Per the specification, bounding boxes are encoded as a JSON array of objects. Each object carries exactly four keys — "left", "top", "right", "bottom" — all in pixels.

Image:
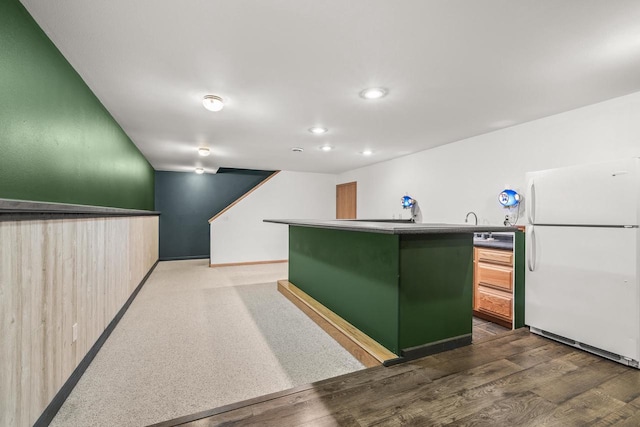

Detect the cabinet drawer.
[
  {"left": 477, "top": 287, "right": 512, "bottom": 320},
  {"left": 476, "top": 248, "right": 513, "bottom": 266},
  {"left": 477, "top": 262, "right": 513, "bottom": 291}
]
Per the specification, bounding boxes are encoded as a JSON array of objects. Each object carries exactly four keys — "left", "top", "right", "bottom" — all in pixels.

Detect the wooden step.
[{"left": 277, "top": 279, "right": 398, "bottom": 367}]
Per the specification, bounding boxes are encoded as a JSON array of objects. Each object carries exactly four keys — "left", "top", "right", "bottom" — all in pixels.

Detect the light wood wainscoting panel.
[{"left": 0, "top": 216, "right": 158, "bottom": 427}]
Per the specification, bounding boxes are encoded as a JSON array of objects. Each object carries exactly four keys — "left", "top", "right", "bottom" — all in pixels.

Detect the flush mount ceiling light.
[
  {"left": 198, "top": 147, "right": 211, "bottom": 156},
  {"left": 291, "top": 147, "right": 304, "bottom": 153},
  {"left": 362, "top": 149, "right": 373, "bottom": 156},
  {"left": 320, "top": 145, "right": 333, "bottom": 152},
  {"left": 360, "top": 87, "right": 387, "bottom": 100},
  {"left": 195, "top": 167, "right": 204, "bottom": 174},
  {"left": 308, "top": 126, "right": 328, "bottom": 135},
  {"left": 202, "top": 95, "right": 224, "bottom": 112}
]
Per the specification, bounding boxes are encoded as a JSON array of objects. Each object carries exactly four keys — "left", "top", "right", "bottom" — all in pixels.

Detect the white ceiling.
[{"left": 21, "top": 0, "right": 640, "bottom": 174}]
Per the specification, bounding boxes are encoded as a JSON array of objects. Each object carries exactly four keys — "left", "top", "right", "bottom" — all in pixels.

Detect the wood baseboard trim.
[
  {"left": 209, "top": 259, "right": 288, "bottom": 268},
  {"left": 277, "top": 280, "right": 397, "bottom": 368}
]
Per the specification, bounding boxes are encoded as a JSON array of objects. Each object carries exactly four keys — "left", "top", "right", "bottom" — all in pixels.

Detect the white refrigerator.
[{"left": 525, "top": 157, "right": 640, "bottom": 367}]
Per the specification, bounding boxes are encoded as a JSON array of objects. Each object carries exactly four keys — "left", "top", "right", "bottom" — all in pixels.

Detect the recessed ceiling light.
[
  {"left": 320, "top": 145, "right": 333, "bottom": 152},
  {"left": 291, "top": 147, "right": 304, "bottom": 152},
  {"left": 309, "top": 127, "right": 328, "bottom": 135},
  {"left": 362, "top": 149, "right": 373, "bottom": 156},
  {"left": 202, "top": 95, "right": 224, "bottom": 112},
  {"left": 195, "top": 167, "right": 204, "bottom": 174},
  {"left": 198, "top": 147, "right": 211, "bottom": 156},
  {"left": 360, "top": 87, "right": 387, "bottom": 100}
]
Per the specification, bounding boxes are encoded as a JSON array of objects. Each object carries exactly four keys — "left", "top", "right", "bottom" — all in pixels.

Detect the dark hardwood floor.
[
  {"left": 152, "top": 326, "right": 640, "bottom": 427},
  {"left": 472, "top": 316, "right": 510, "bottom": 342}
]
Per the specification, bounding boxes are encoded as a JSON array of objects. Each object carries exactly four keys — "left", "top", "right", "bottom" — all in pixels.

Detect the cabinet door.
[
  {"left": 477, "top": 262, "right": 513, "bottom": 291},
  {"left": 477, "top": 248, "right": 513, "bottom": 266},
  {"left": 477, "top": 286, "right": 512, "bottom": 321}
]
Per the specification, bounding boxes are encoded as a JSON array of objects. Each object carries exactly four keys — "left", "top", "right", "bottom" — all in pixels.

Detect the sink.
[{"left": 474, "top": 232, "right": 514, "bottom": 250}]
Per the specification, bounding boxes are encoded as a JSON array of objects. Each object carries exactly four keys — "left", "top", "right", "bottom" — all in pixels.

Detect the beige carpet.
[{"left": 50, "top": 260, "right": 364, "bottom": 427}]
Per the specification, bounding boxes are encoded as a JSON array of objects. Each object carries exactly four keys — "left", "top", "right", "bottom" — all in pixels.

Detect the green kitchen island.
[{"left": 265, "top": 219, "right": 522, "bottom": 366}]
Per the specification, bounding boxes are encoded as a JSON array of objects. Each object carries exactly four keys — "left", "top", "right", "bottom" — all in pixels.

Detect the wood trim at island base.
[
  {"left": 277, "top": 280, "right": 398, "bottom": 368},
  {"left": 209, "top": 259, "right": 288, "bottom": 268},
  {"left": 208, "top": 170, "right": 280, "bottom": 223}
]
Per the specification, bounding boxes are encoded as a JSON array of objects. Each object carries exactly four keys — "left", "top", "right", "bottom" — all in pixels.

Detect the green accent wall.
[
  {"left": 398, "top": 234, "right": 473, "bottom": 349},
  {"left": 289, "top": 226, "right": 400, "bottom": 353},
  {"left": 0, "top": 0, "right": 154, "bottom": 210},
  {"left": 288, "top": 226, "right": 475, "bottom": 355}
]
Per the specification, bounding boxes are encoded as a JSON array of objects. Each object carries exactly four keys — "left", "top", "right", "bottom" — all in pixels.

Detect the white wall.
[
  {"left": 338, "top": 91, "right": 640, "bottom": 226},
  {"left": 210, "top": 170, "right": 336, "bottom": 265}
]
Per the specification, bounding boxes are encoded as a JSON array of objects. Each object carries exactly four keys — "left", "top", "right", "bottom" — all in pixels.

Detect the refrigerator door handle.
[
  {"left": 527, "top": 178, "right": 535, "bottom": 224},
  {"left": 527, "top": 226, "right": 536, "bottom": 272}
]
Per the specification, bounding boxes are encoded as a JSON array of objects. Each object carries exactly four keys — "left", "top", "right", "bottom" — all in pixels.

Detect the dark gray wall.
[{"left": 155, "top": 169, "right": 274, "bottom": 260}]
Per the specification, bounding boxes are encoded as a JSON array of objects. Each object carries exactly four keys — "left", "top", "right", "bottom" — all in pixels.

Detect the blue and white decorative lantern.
[
  {"left": 401, "top": 195, "right": 416, "bottom": 209},
  {"left": 498, "top": 189, "right": 520, "bottom": 208}
]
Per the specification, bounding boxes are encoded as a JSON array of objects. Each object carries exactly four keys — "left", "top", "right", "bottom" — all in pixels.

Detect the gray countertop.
[
  {"left": 0, "top": 198, "right": 160, "bottom": 220},
  {"left": 264, "top": 219, "right": 519, "bottom": 235}
]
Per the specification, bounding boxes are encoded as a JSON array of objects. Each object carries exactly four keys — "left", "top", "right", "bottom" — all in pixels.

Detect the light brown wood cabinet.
[{"left": 473, "top": 247, "right": 514, "bottom": 328}]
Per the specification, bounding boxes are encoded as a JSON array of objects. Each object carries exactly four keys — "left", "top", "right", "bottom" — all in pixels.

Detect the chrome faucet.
[{"left": 465, "top": 211, "right": 478, "bottom": 225}]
